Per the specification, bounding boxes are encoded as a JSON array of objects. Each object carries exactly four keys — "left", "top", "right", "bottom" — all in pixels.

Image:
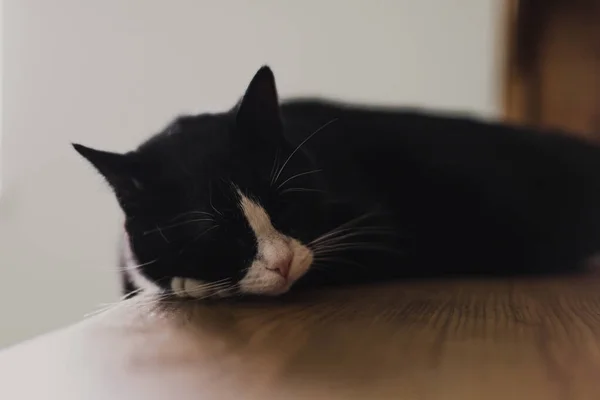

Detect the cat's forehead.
[
  {"left": 140, "top": 114, "right": 232, "bottom": 155},
  {"left": 129, "top": 115, "right": 273, "bottom": 209},
  {"left": 135, "top": 114, "right": 238, "bottom": 176},
  {"left": 136, "top": 113, "right": 282, "bottom": 187}
]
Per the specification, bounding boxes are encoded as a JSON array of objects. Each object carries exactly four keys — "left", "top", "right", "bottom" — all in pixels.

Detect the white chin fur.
[
  {"left": 237, "top": 192, "right": 314, "bottom": 296},
  {"left": 123, "top": 232, "right": 162, "bottom": 294}
]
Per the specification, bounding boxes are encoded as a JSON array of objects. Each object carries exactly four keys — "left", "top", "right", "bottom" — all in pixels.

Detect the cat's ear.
[
  {"left": 235, "top": 65, "right": 282, "bottom": 134},
  {"left": 72, "top": 143, "right": 142, "bottom": 202}
]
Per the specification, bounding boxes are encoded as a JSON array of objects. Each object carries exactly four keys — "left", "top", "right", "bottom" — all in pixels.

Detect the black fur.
[{"left": 75, "top": 66, "right": 600, "bottom": 296}]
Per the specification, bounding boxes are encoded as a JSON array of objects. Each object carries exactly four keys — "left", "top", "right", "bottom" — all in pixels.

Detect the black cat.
[{"left": 74, "top": 66, "right": 600, "bottom": 299}]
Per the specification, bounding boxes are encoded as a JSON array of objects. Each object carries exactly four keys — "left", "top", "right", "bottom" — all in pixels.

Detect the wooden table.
[{"left": 1, "top": 275, "right": 600, "bottom": 399}]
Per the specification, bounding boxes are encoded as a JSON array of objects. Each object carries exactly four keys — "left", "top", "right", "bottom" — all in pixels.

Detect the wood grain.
[{"left": 2, "top": 275, "right": 600, "bottom": 399}]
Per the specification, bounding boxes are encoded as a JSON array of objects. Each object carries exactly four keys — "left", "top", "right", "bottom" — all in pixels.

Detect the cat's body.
[
  {"left": 75, "top": 67, "right": 600, "bottom": 299},
  {"left": 279, "top": 100, "right": 600, "bottom": 278}
]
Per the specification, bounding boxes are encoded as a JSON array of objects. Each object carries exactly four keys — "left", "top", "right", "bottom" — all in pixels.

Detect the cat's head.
[{"left": 74, "top": 66, "right": 333, "bottom": 298}]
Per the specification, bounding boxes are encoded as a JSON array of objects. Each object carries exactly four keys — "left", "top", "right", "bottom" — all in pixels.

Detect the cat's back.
[
  {"left": 281, "top": 98, "right": 600, "bottom": 177},
  {"left": 281, "top": 99, "right": 600, "bottom": 273}
]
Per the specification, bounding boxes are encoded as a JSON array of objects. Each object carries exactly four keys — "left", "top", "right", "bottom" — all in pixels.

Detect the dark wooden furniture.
[{"left": 503, "top": 0, "right": 600, "bottom": 138}]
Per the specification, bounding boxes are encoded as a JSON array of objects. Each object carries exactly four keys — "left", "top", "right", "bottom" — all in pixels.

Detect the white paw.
[
  {"left": 170, "top": 277, "right": 186, "bottom": 296},
  {"left": 170, "top": 277, "right": 209, "bottom": 298},
  {"left": 184, "top": 278, "right": 208, "bottom": 298}
]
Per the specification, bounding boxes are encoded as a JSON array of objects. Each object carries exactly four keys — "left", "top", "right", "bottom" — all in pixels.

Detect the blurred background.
[{"left": 1, "top": 0, "right": 598, "bottom": 348}]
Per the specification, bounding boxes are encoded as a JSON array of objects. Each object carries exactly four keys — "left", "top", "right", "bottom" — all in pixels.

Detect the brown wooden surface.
[{"left": 2, "top": 275, "right": 600, "bottom": 399}]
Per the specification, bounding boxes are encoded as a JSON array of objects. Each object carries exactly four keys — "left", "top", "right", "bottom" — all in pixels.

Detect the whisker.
[
  {"left": 280, "top": 188, "right": 325, "bottom": 195},
  {"left": 313, "top": 243, "right": 405, "bottom": 257},
  {"left": 269, "top": 148, "right": 281, "bottom": 186},
  {"left": 116, "top": 259, "right": 157, "bottom": 272},
  {"left": 192, "top": 224, "right": 220, "bottom": 242},
  {"left": 311, "top": 234, "right": 397, "bottom": 251},
  {"left": 143, "top": 219, "right": 216, "bottom": 236},
  {"left": 209, "top": 183, "right": 224, "bottom": 216},
  {"left": 155, "top": 225, "right": 170, "bottom": 244},
  {"left": 307, "top": 212, "right": 386, "bottom": 246},
  {"left": 121, "top": 287, "right": 145, "bottom": 299},
  {"left": 309, "top": 227, "right": 396, "bottom": 247},
  {"left": 187, "top": 279, "right": 231, "bottom": 292},
  {"left": 168, "top": 278, "right": 234, "bottom": 299},
  {"left": 273, "top": 118, "right": 338, "bottom": 185},
  {"left": 276, "top": 169, "right": 322, "bottom": 191},
  {"left": 84, "top": 305, "right": 119, "bottom": 319},
  {"left": 85, "top": 281, "right": 183, "bottom": 319},
  {"left": 182, "top": 282, "right": 235, "bottom": 300},
  {"left": 313, "top": 241, "right": 388, "bottom": 252},
  {"left": 83, "top": 294, "right": 165, "bottom": 319},
  {"left": 312, "top": 257, "right": 366, "bottom": 270},
  {"left": 170, "top": 211, "right": 215, "bottom": 221}
]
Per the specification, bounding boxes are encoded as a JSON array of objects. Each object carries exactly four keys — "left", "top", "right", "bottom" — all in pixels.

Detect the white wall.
[{"left": 0, "top": 0, "right": 502, "bottom": 347}]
